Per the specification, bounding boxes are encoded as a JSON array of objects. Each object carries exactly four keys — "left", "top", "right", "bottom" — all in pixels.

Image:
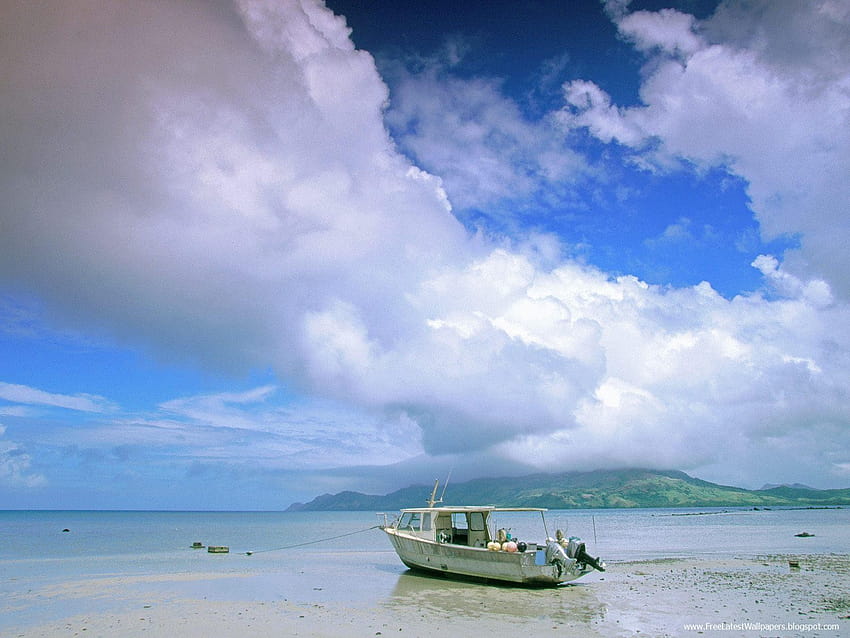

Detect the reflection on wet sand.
[{"left": 385, "top": 568, "right": 608, "bottom": 628}]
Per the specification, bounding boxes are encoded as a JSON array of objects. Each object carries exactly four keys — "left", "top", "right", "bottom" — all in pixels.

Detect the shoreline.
[{"left": 4, "top": 553, "right": 848, "bottom": 637}]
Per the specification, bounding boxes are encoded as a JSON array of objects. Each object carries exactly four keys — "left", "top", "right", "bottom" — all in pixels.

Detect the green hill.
[{"left": 286, "top": 469, "right": 850, "bottom": 511}]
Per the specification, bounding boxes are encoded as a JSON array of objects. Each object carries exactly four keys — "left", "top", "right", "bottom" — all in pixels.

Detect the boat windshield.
[{"left": 398, "top": 511, "right": 432, "bottom": 531}]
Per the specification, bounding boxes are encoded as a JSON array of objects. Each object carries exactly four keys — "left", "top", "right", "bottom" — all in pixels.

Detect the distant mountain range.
[{"left": 286, "top": 469, "right": 850, "bottom": 511}]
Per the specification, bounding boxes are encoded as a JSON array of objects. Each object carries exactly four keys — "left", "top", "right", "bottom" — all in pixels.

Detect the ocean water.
[{"left": 1, "top": 507, "right": 847, "bottom": 630}]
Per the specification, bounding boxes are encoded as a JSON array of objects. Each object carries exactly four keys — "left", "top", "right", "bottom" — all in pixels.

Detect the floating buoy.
[
  {"left": 207, "top": 546, "right": 229, "bottom": 553},
  {"left": 62, "top": 529, "right": 70, "bottom": 533}
]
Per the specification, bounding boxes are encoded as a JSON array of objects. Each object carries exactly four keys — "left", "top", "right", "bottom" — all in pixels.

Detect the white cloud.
[
  {"left": 0, "top": 425, "right": 46, "bottom": 488},
  {"left": 384, "top": 59, "right": 588, "bottom": 219},
  {"left": 559, "top": 0, "right": 850, "bottom": 299},
  {"left": 477, "top": 256, "right": 850, "bottom": 485},
  {"left": 0, "top": 0, "right": 469, "bottom": 368},
  {"left": 44, "top": 387, "right": 424, "bottom": 473},
  {"left": 617, "top": 9, "right": 702, "bottom": 57},
  {"left": 751, "top": 254, "right": 833, "bottom": 307},
  {"left": 561, "top": 80, "right": 646, "bottom": 146},
  {"left": 1, "top": 0, "right": 849, "bottom": 492},
  {"left": 158, "top": 385, "right": 278, "bottom": 429},
  {"left": 0, "top": 382, "right": 114, "bottom": 413},
  {"left": 644, "top": 217, "right": 696, "bottom": 247}
]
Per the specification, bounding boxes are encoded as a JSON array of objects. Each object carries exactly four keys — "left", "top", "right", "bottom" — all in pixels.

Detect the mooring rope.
[{"left": 242, "top": 524, "right": 382, "bottom": 555}]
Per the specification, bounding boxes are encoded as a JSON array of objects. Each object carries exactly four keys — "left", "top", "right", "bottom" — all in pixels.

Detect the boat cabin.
[
  {"left": 398, "top": 508, "right": 487, "bottom": 547},
  {"left": 393, "top": 506, "right": 547, "bottom": 550}
]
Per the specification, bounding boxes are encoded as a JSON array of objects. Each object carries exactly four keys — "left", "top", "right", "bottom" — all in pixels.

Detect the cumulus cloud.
[
  {"left": 751, "top": 255, "right": 833, "bottom": 308},
  {"left": 1, "top": 0, "right": 849, "bottom": 492},
  {"left": 410, "top": 250, "right": 850, "bottom": 486},
  {"left": 0, "top": 0, "right": 468, "bottom": 371},
  {"left": 617, "top": 8, "right": 702, "bottom": 57},
  {"left": 384, "top": 54, "right": 588, "bottom": 225},
  {"left": 559, "top": 0, "right": 850, "bottom": 299}
]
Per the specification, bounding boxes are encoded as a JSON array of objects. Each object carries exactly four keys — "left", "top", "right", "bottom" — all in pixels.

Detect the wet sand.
[{"left": 4, "top": 553, "right": 849, "bottom": 637}]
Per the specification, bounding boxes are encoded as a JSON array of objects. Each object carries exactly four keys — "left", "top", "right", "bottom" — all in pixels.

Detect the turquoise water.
[
  {"left": 0, "top": 510, "right": 383, "bottom": 559},
  {"left": 1, "top": 507, "right": 847, "bottom": 565},
  {"left": 540, "top": 507, "right": 850, "bottom": 559},
  {"left": 1, "top": 507, "right": 847, "bottom": 631},
  {"left": 0, "top": 510, "right": 385, "bottom": 593}
]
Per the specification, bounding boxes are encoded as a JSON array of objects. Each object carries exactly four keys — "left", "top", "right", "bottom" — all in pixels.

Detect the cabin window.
[
  {"left": 468, "top": 511, "right": 485, "bottom": 532},
  {"left": 398, "top": 512, "right": 422, "bottom": 531},
  {"left": 450, "top": 512, "right": 470, "bottom": 545},
  {"left": 451, "top": 512, "right": 468, "bottom": 530},
  {"left": 421, "top": 513, "right": 432, "bottom": 531}
]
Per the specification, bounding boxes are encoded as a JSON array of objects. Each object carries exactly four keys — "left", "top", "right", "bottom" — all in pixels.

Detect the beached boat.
[{"left": 380, "top": 481, "right": 605, "bottom": 586}]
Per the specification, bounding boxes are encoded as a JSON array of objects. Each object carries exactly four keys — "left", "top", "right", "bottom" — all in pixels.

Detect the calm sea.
[{"left": 0, "top": 507, "right": 847, "bottom": 630}]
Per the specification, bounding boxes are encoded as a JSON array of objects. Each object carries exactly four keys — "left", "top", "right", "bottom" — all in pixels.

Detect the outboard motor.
[
  {"left": 545, "top": 539, "right": 569, "bottom": 577},
  {"left": 566, "top": 537, "right": 606, "bottom": 572}
]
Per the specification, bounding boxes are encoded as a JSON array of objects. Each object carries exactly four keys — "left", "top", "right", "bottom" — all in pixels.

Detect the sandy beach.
[{"left": 4, "top": 553, "right": 848, "bottom": 637}]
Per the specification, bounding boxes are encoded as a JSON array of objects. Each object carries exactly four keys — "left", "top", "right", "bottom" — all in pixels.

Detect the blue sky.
[{"left": 1, "top": 0, "right": 849, "bottom": 509}]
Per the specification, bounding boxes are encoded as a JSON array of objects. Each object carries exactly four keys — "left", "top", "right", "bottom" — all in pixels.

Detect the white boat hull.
[{"left": 383, "top": 527, "right": 590, "bottom": 586}]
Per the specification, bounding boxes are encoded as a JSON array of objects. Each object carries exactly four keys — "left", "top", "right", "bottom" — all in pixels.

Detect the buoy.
[
  {"left": 62, "top": 529, "right": 70, "bottom": 533},
  {"left": 487, "top": 541, "right": 500, "bottom": 551},
  {"left": 503, "top": 541, "right": 518, "bottom": 553},
  {"left": 207, "top": 546, "right": 229, "bottom": 553},
  {"left": 517, "top": 541, "right": 527, "bottom": 552}
]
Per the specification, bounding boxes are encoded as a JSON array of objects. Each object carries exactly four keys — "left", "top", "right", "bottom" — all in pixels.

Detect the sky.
[{"left": 1, "top": 0, "right": 849, "bottom": 510}]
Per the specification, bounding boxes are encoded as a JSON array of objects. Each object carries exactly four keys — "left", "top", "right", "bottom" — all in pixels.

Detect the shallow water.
[
  {"left": 1, "top": 507, "right": 847, "bottom": 631},
  {"left": 1, "top": 507, "right": 847, "bottom": 580}
]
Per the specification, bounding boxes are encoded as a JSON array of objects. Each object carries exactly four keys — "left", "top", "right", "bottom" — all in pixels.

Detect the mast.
[{"left": 426, "top": 479, "right": 440, "bottom": 507}]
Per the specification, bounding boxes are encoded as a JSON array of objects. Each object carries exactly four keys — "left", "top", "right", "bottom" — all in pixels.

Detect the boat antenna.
[
  {"left": 439, "top": 467, "right": 453, "bottom": 502},
  {"left": 427, "top": 468, "right": 454, "bottom": 507}
]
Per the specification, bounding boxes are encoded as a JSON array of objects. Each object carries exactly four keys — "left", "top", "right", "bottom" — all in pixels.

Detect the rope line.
[{"left": 243, "top": 524, "right": 382, "bottom": 555}]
